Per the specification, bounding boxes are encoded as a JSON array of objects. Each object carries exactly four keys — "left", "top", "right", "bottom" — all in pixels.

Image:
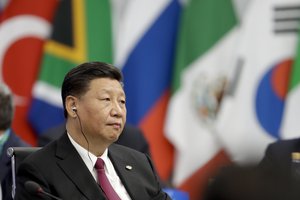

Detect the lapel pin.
[
  {"left": 292, "top": 152, "right": 300, "bottom": 162},
  {"left": 125, "top": 165, "right": 133, "bottom": 170}
]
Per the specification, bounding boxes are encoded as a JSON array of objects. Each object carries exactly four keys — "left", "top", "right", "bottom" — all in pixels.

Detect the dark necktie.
[{"left": 95, "top": 158, "right": 121, "bottom": 200}]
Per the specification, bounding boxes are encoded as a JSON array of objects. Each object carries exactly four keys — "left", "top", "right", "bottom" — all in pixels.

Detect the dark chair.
[{"left": 6, "top": 147, "right": 41, "bottom": 199}]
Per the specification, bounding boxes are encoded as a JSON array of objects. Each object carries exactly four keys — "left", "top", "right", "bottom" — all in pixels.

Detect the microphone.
[{"left": 25, "top": 181, "right": 62, "bottom": 200}]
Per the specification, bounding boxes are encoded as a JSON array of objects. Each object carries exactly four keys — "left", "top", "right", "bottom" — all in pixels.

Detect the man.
[
  {"left": 15, "top": 61, "right": 170, "bottom": 200},
  {"left": 259, "top": 138, "right": 300, "bottom": 180},
  {"left": 259, "top": 139, "right": 300, "bottom": 176},
  {"left": 0, "top": 83, "right": 29, "bottom": 200},
  {"left": 203, "top": 164, "right": 300, "bottom": 200},
  {"left": 258, "top": 139, "right": 300, "bottom": 198}
]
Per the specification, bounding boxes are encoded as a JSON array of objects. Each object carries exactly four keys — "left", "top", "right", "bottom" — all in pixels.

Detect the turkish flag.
[{"left": 0, "top": 0, "right": 58, "bottom": 145}]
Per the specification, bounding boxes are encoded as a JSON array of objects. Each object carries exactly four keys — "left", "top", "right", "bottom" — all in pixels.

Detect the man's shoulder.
[
  {"left": 267, "top": 138, "right": 300, "bottom": 154},
  {"left": 270, "top": 138, "right": 300, "bottom": 147},
  {"left": 6, "top": 130, "right": 30, "bottom": 147},
  {"left": 23, "top": 141, "right": 57, "bottom": 164},
  {"left": 109, "top": 143, "right": 147, "bottom": 158},
  {"left": 110, "top": 143, "right": 143, "bottom": 153}
]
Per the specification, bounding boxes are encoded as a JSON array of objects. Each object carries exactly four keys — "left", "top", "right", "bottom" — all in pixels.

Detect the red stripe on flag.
[
  {"left": 4, "top": 38, "right": 44, "bottom": 145},
  {"left": 179, "top": 150, "right": 231, "bottom": 200},
  {"left": 140, "top": 90, "right": 174, "bottom": 181}
]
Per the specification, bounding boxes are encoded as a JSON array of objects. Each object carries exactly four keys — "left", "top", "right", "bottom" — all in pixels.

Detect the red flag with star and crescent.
[{"left": 0, "top": 0, "right": 58, "bottom": 145}]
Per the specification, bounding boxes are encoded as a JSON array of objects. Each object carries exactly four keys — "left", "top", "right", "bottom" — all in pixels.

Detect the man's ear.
[{"left": 66, "top": 95, "right": 77, "bottom": 117}]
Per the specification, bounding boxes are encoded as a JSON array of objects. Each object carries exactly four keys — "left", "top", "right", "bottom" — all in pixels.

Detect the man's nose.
[{"left": 111, "top": 102, "right": 124, "bottom": 117}]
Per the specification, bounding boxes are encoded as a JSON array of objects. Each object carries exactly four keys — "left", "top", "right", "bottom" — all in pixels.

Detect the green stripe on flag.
[
  {"left": 86, "top": 0, "right": 113, "bottom": 62},
  {"left": 172, "top": 0, "right": 237, "bottom": 92},
  {"left": 39, "top": 54, "right": 77, "bottom": 88},
  {"left": 38, "top": 0, "right": 113, "bottom": 90},
  {"left": 289, "top": 39, "right": 300, "bottom": 90}
]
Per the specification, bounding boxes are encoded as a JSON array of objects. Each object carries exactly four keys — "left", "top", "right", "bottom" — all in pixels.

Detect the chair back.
[{"left": 7, "top": 147, "right": 41, "bottom": 199}]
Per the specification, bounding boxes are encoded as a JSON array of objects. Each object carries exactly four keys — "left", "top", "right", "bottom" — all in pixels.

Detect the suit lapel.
[
  {"left": 55, "top": 133, "right": 106, "bottom": 200},
  {"left": 108, "top": 144, "right": 144, "bottom": 200}
]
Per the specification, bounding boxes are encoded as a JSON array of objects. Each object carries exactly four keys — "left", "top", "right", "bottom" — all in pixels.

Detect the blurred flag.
[
  {"left": 0, "top": 0, "right": 9, "bottom": 14},
  {"left": 116, "top": 0, "right": 181, "bottom": 180},
  {"left": 216, "top": 0, "right": 300, "bottom": 164},
  {"left": 282, "top": 3, "right": 300, "bottom": 139},
  {"left": 0, "top": 0, "right": 58, "bottom": 144},
  {"left": 28, "top": 0, "right": 113, "bottom": 135},
  {"left": 165, "top": 0, "right": 238, "bottom": 199}
]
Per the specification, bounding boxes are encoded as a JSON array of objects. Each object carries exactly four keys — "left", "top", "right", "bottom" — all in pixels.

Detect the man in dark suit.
[
  {"left": 15, "top": 61, "right": 170, "bottom": 200},
  {"left": 258, "top": 139, "right": 300, "bottom": 199},
  {"left": 0, "top": 83, "right": 29, "bottom": 200},
  {"left": 259, "top": 139, "right": 300, "bottom": 175},
  {"left": 38, "top": 123, "right": 151, "bottom": 156},
  {"left": 203, "top": 164, "right": 300, "bottom": 200}
]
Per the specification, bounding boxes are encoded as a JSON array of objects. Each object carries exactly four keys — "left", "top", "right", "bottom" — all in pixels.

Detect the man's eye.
[
  {"left": 120, "top": 100, "right": 126, "bottom": 104},
  {"left": 102, "top": 98, "right": 110, "bottom": 101}
]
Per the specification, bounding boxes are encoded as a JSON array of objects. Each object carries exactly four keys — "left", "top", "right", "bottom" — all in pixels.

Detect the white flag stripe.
[
  {"left": 112, "top": 0, "right": 171, "bottom": 67},
  {"left": 0, "top": 16, "right": 50, "bottom": 82},
  {"left": 281, "top": 86, "right": 300, "bottom": 139},
  {"left": 33, "top": 81, "right": 62, "bottom": 107}
]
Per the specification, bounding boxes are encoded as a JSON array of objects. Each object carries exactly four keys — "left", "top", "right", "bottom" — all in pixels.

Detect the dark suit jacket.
[
  {"left": 259, "top": 138, "right": 300, "bottom": 174},
  {"left": 203, "top": 164, "right": 300, "bottom": 200},
  {"left": 38, "top": 124, "right": 150, "bottom": 156},
  {"left": 1, "top": 130, "right": 29, "bottom": 200},
  {"left": 15, "top": 133, "right": 170, "bottom": 200},
  {"left": 256, "top": 138, "right": 300, "bottom": 199}
]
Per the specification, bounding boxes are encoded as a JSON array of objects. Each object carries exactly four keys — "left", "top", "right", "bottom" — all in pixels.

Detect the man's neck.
[{"left": 66, "top": 123, "right": 109, "bottom": 156}]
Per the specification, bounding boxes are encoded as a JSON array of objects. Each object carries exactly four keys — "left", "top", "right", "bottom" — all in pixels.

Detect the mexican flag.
[{"left": 165, "top": 0, "right": 239, "bottom": 199}]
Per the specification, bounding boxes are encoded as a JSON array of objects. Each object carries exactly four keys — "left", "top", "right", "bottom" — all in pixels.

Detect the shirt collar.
[
  {"left": 0, "top": 129, "right": 11, "bottom": 155},
  {"left": 0, "top": 129, "right": 10, "bottom": 145},
  {"left": 67, "top": 132, "right": 110, "bottom": 172}
]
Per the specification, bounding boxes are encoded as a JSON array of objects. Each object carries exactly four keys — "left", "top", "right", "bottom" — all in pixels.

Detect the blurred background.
[{"left": 1, "top": 0, "right": 300, "bottom": 199}]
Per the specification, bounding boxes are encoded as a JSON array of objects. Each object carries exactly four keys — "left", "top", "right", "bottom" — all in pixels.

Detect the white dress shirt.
[{"left": 67, "top": 133, "right": 131, "bottom": 200}]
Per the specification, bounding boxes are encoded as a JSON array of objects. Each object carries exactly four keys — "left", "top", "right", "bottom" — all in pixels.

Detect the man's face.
[{"left": 77, "top": 78, "right": 126, "bottom": 143}]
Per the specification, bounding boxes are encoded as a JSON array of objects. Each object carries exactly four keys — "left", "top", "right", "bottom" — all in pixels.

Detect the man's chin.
[{"left": 109, "top": 133, "right": 121, "bottom": 142}]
